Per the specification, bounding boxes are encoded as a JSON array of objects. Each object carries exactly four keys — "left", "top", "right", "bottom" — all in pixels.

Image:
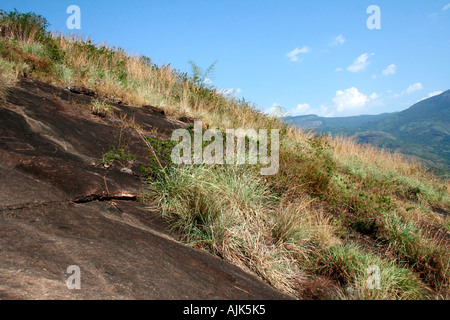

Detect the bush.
[
  {"left": 102, "top": 146, "right": 136, "bottom": 167},
  {"left": 0, "top": 10, "right": 64, "bottom": 63},
  {"left": 0, "top": 9, "right": 49, "bottom": 42},
  {"left": 89, "top": 100, "right": 113, "bottom": 118}
]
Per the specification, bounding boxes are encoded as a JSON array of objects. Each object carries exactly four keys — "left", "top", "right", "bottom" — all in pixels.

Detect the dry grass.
[
  {"left": 148, "top": 165, "right": 302, "bottom": 295},
  {"left": 0, "top": 60, "right": 16, "bottom": 100},
  {"left": 148, "top": 164, "right": 430, "bottom": 299},
  {"left": 51, "top": 34, "right": 284, "bottom": 132}
]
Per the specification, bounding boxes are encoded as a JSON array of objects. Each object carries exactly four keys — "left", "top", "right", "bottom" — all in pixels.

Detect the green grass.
[
  {"left": 381, "top": 212, "right": 449, "bottom": 292},
  {"left": 147, "top": 165, "right": 301, "bottom": 294},
  {"left": 89, "top": 99, "right": 113, "bottom": 118},
  {"left": 102, "top": 145, "right": 136, "bottom": 167},
  {"left": 314, "top": 243, "right": 426, "bottom": 300},
  {"left": 147, "top": 164, "right": 431, "bottom": 299},
  {"left": 0, "top": 59, "right": 16, "bottom": 100}
]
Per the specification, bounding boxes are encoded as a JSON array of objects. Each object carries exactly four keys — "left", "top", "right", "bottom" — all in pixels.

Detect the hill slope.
[
  {"left": 0, "top": 78, "right": 289, "bottom": 300},
  {"left": 0, "top": 10, "right": 449, "bottom": 300},
  {"left": 355, "top": 91, "right": 450, "bottom": 176},
  {"left": 285, "top": 91, "right": 450, "bottom": 176}
]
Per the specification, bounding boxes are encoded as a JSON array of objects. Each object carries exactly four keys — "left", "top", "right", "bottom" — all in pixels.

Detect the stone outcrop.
[{"left": 0, "top": 78, "right": 289, "bottom": 300}]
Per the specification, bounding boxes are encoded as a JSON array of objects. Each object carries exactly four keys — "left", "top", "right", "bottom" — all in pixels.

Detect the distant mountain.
[
  {"left": 285, "top": 90, "right": 450, "bottom": 176},
  {"left": 284, "top": 112, "right": 396, "bottom": 131}
]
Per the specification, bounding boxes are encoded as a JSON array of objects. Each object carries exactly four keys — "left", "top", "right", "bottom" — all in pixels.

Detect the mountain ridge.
[{"left": 285, "top": 90, "right": 450, "bottom": 176}]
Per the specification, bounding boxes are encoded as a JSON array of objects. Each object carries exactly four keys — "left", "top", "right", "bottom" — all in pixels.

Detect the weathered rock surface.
[{"left": 0, "top": 79, "right": 289, "bottom": 300}]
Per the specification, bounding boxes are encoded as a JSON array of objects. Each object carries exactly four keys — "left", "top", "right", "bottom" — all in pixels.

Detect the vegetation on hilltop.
[{"left": 1, "top": 10, "right": 449, "bottom": 299}]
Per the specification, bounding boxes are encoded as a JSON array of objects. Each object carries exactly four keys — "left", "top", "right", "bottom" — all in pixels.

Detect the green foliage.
[
  {"left": 139, "top": 136, "right": 176, "bottom": 178},
  {"left": 41, "top": 36, "right": 65, "bottom": 62},
  {"left": 271, "top": 135, "right": 336, "bottom": 199},
  {"left": 188, "top": 60, "right": 217, "bottom": 88},
  {"left": 0, "top": 9, "right": 64, "bottom": 79},
  {"left": 314, "top": 243, "right": 425, "bottom": 300},
  {"left": 0, "top": 9, "right": 49, "bottom": 42},
  {"left": 102, "top": 146, "right": 136, "bottom": 167},
  {"left": 89, "top": 100, "right": 113, "bottom": 118}
]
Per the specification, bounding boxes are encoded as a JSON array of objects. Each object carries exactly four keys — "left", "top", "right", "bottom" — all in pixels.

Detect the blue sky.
[{"left": 1, "top": 0, "right": 449, "bottom": 117}]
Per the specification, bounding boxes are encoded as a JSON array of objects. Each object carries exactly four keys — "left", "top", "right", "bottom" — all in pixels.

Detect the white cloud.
[
  {"left": 347, "top": 53, "right": 374, "bottom": 72},
  {"left": 204, "top": 78, "right": 213, "bottom": 85},
  {"left": 417, "top": 91, "right": 443, "bottom": 102},
  {"left": 428, "top": 91, "right": 443, "bottom": 97},
  {"left": 292, "top": 103, "right": 312, "bottom": 116},
  {"left": 443, "top": 3, "right": 450, "bottom": 10},
  {"left": 393, "top": 82, "right": 424, "bottom": 98},
  {"left": 382, "top": 64, "right": 397, "bottom": 76},
  {"left": 333, "top": 87, "right": 369, "bottom": 112},
  {"left": 292, "top": 104, "right": 334, "bottom": 117},
  {"left": 369, "top": 93, "right": 385, "bottom": 108},
  {"left": 318, "top": 105, "right": 334, "bottom": 117},
  {"left": 266, "top": 103, "right": 289, "bottom": 118},
  {"left": 369, "top": 92, "right": 379, "bottom": 100},
  {"left": 335, "top": 67, "right": 343, "bottom": 72},
  {"left": 265, "top": 104, "right": 279, "bottom": 116},
  {"left": 406, "top": 82, "right": 423, "bottom": 94},
  {"left": 218, "top": 88, "right": 241, "bottom": 97},
  {"left": 330, "top": 34, "right": 346, "bottom": 46},
  {"left": 286, "top": 46, "right": 311, "bottom": 62}
]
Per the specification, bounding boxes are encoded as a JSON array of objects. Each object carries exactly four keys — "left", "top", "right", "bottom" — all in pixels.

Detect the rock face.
[
  {"left": 64, "top": 85, "right": 98, "bottom": 97},
  {"left": 0, "top": 79, "right": 289, "bottom": 300}
]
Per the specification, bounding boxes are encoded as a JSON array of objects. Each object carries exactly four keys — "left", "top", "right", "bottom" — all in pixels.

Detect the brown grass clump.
[{"left": 0, "top": 60, "right": 16, "bottom": 100}]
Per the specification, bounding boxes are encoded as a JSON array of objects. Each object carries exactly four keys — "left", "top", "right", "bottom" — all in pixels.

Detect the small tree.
[{"left": 188, "top": 60, "right": 217, "bottom": 88}]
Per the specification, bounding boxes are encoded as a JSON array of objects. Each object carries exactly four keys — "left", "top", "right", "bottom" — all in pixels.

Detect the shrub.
[
  {"left": 89, "top": 100, "right": 113, "bottom": 118},
  {"left": 0, "top": 9, "right": 49, "bottom": 43},
  {"left": 102, "top": 146, "right": 136, "bottom": 167}
]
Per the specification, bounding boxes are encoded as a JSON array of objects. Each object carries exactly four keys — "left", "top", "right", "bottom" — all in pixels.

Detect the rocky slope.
[{"left": 0, "top": 78, "right": 289, "bottom": 300}]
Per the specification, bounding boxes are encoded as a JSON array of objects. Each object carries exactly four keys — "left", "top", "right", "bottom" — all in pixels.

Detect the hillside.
[
  {"left": 285, "top": 91, "right": 450, "bottom": 177},
  {"left": 360, "top": 90, "right": 450, "bottom": 174},
  {"left": 0, "top": 10, "right": 449, "bottom": 300},
  {"left": 0, "top": 78, "right": 287, "bottom": 299}
]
